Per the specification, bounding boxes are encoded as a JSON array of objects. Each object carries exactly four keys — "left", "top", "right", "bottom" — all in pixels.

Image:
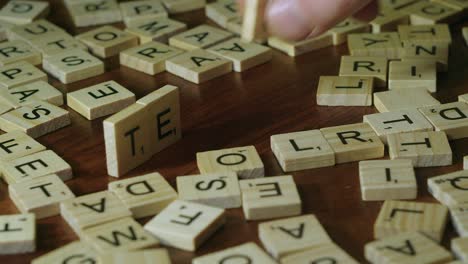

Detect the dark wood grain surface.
[{"left": 0, "top": 1, "right": 467, "bottom": 263}]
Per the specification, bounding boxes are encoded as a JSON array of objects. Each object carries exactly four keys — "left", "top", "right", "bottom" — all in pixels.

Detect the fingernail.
[{"left": 265, "top": 0, "right": 311, "bottom": 41}]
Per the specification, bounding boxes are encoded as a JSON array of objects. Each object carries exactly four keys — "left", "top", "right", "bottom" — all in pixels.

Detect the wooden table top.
[{"left": 0, "top": 1, "right": 467, "bottom": 263}]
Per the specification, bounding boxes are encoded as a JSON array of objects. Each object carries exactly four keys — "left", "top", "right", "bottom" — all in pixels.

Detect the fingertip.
[{"left": 264, "top": 0, "right": 312, "bottom": 41}]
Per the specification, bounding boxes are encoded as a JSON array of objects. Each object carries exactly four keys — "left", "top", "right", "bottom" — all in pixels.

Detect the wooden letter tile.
[
  {"left": 452, "top": 237, "right": 468, "bottom": 262},
  {"left": 0, "top": 100, "right": 71, "bottom": 138},
  {"left": 120, "top": 0, "right": 168, "bottom": 27},
  {"left": 0, "top": 131, "right": 45, "bottom": 162},
  {"left": 389, "top": 60, "right": 437, "bottom": 92},
  {"left": 328, "top": 18, "right": 370, "bottom": 45},
  {"left": 0, "top": 0, "right": 49, "bottom": 24},
  {"left": 169, "top": 24, "right": 234, "bottom": 50},
  {"left": 67, "top": 80, "right": 135, "bottom": 120},
  {"left": 193, "top": 242, "right": 276, "bottom": 264},
  {"left": 66, "top": 0, "right": 122, "bottom": 28},
  {"left": 348, "top": 32, "right": 402, "bottom": 59},
  {"left": 373, "top": 88, "right": 440, "bottom": 112},
  {"left": 176, "top": 172, "right": 241, "bottom": 209},
  {"left": 82, "top": 217, "right": 159, "bottom": 254},
  {"left": 0, "top": 61, "right": 47, "bottom": 89},
  {"left": 450, "top": 206, "right": 468, "bottom": 237},
  {"left": 31, "top": 241, "right": 99, "bottom": 264},
  {"left": 428, "top": 170, "right": 468, "bottom": 207},
  {"left": 161, "top": 0, "right": 206, "bottom": 14},
  {"left": 359, "top": 159, "right": 417, "bottom": 201},
  {"left": 405, "top": 1, "right": 462, "bottom": 25},
  {"left": 197, "top": 145, "right": 264, "bottom": 179},
  {"left": 108, "top": 172, "right": 178, "bottom": 218},
  {"left": 120, "top": 41, "right": 184, "bottom": 75},
  {"left": 460, "top": 93, "right": 468, "bottom": 104},
  {"left": 7, "top": 20, "right": 64, "bottom": 43},
  {"left": 60, "top": 191, "right": 132, "bottom": 237},
  {"left": 9, "top": 174, "right": 75, "bottom": 219},
  {"left": 370, "top": 11, "right": 409, "bottom": 33},
  {"left": 364, "top": 109, "right": 434, "bottom": 144},
  {"left": 259, "top": 214, "right": 332, "bottom": 259},
  {"left": 125, "top": 17, "right": 187, "bottom": 44},
  {"left": 30, "top": 33, "right": 87, "bottom": 58},
  {"left": 165, "top": 49, "right": 232, "bottom": 83},
  {"left": 144, "top": 199, "right": 225, "bottom": 251},
  {"left": 2, "top": 150, "right": 72, "bottom": 184},
  {"left": 465, "top": 156, "right": 468, "bottom": 170},
  {"left": 205, "top": 0, "right": 239, "bottom": 28},
  {"left": 432, "top": 0, "right": 468, "bottom": 10},
  {"left": 0, "top": 40, "right": 41, "bottom": 66},
  {"left": 268, "top": 33, "right": 333, "bottom": 57},
  {"left": 0, "top": 20, "right": 14, "bottom": 42},
  {"left": 339, "top": 56, "right": 388, "bottom": 87},
  {"left": 43, "top": 49, "right": 104, "bottom": 84},
  {"left": 402, "top": 42, "right": 449, "bottom": 72},
  {"left": 239, "top": 175, "right": 301, "bottom": 220},
  {"left": 387, "top": 131, "right": 452, "bottom": 167},
  {"left": 99, "top": 249, "right": 171, "bottom": 264},
  {"left": 0, "top": 81, "right": 63, "bottom": 108},
  {"left": 241, "top": 0, "right": 267, "bottom": 43},
  {"left": 365, "top": 232, "right": 452, "bottom": 264},
  {"left": 270, "top": 130, "right": 335, "bottom": 172},
  {"left": 76, "top": 26, "right": 139, "bottom": 59},
  {"left": 320, "top": 123, "right": 384, "bottom": 164},
  {"left": 374, "top": 200, "right": 448, "bottom": 241},
  {"left": 316, "top": 76, "right": 374, "bottom": 106},
  {"left": 0, "top": 213, "right": 35, "bottom": 254},
  {"left": 398, "top": 24, "right": 452, "bottom": 45},
  {"left": 208, "top": 38, "right": 272, "bottom": 72},
  {"left": 419, "top": 102, "right": 468, "bottom": 140},
  {"left": 281, "top": 243, "right": 359, "bottom": 264}
]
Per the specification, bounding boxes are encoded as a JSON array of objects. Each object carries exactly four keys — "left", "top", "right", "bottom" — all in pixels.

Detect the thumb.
[{"left": 265, "top": 0, "right": 377, "bottom": 41}]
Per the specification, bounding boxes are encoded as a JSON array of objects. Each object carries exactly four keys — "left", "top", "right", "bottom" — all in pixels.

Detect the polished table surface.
[{"left": 0, "top": 1, "right": 467, "bottom": 263}]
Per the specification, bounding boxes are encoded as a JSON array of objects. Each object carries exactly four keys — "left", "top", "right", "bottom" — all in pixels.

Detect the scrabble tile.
[
  {"left": 463, "top": 27, "right": 468, "bottom": 45},
  {"left": 43, "top": 49, "right": 105, "bottom": 84},
  {"left": 67, "top": 0, "right": 122, "bottom": 27},
  {"left": 450, "top": 206, "right": 468, "bottom": 236},
  {"left": 465, "top": 156, "right": 468, "bottom": 169},
  {"left": 374, "top": 200, "right": 448, "bottom": 241},
  {"left": 144, "top": 200, "right": 225, "bottom": 251},
  {"left": 402, "top": 42, "right": 449, "bottom": 72},
  {"left": 205, "top": 0, "right": 239, "bottom": 28},
  {"left": 398, "top": 24, "right": 452, "bottom": 45},
  {"left": 208, "top": 38, "right": 272, "bottom": 72},
  {"left": 161, "top": 0, "right": 206, "bottom": 14},
  {"left": 76, "top": 26, "right": 139, "bottom": 59},
  {"left": 388, "top": 60, "right": 437, "bottom": 92},
  {"left": 30, "top": 33, "right": 87, "bottom": 58},
  {"left": 432, "top": 0, "right": 468, "bottom": 10},
  {"left": 0, "top": 0, "right": 49, "bottom": 25},
  {"left": 373, "top": 88, "right": 440, "bottom": 112},
  {"left": 108, "top": 172, "right": 177, "bottom": 218},
  {"left": 0, "top": 20, "right": 14, "bottom": 41},
  {"left": 120, "top": 0, "right": 168, "bottom": 27},
  {"left": 31, "top": 241, "right": 99, "bottom": 264},
  {"left": 348, "top": 32, "right": 402, "bottom": 59},
  {"left": 9, "top": 174, "right": 75, "bottom": 219},
  {"left": 316, "top": 76, "right": 374, "bottom": 106},
  {"left": 320, "top": 123, "right": 385, "bottom": 164},
  {"left": 259, "top": 214, "right": 332, "bottom": 259},
  {"left": 378, "top": 0, "right": 422, "bottom": 11},
  {"left": 268, "top": 33, "right": 333, "bottom": 57},
  {"left": 363, "top": 109, "right": 434, "bottom": 144},
  {"left": 67, "top": 80, "right": 135, "bottom": 120},
  {"left": 120, "top": 41, "right": 184, "bottom": 75},
  {"left": 0, "top": 213, "right": 35, "bottom": 254},
  {"left": 270, "top": 130, "right": 335, "bottom": 172},
  {"left": 0, "top": 81, "right": 63, "bottom": 108},
  {"left": 6, "top": 19, "right": 64, "bottom": 43},
  {"left": 428, "top": 170, "right": 468, "bottom": 207},
  {"left": 176, "top": 172, "right": 241, "bottom": 209},
  {"left": 0, "top": 101, "right": 13, "bottom": 115},
  {"left": 0, "top": 131, "right": 45, "bottom": 162},
  {"left": 125, "top": 18, "right": 187, "bottom": 44},
  {"left": 452, "top": 237, "right": 468, "bottom": 262},
  {"left": 388, "top": 131, "right": 452, "bottom": 167},
  {"left": 328, "top": 18, "right": 370, "bottom": 45},
  {"left": 339, "top": 56, "right": 388, "bottom": 87},
  {"left": 0, "top": 61, "right": 47, "bottom": 89},
  {"left": 239, "top": 175, "right": 301, "bottom": 220},
  {"left": 460, "top": 93, "right": 468, "bottom": 103},
  {"left": 0, "top": 40, "right": 41, "bottom": 66},
  {"left": 196, "top": 145, "right": 264, "bottom": 179},
  {"left": 2, "top": 150, "right": 72, "bottom": 184},
  {"left": 0, "top": 100, "right": 71, "bottom": 138},
  {"left": 359, "top": 159, "right": 417, "bottom": 201},
  {"left": 60, "top": 191, "right": 132, "bottom": 237},
  {"left": 370, "top": 11, "right": 410, "bottom": 33},
  {"left": 99, "top": 249, "right": 171, "bottom": 264},
  {"left": 281, "top": 243, "right": 359, "bottom": 264},
  {"left": 365, "top": 232, "right": 453, "bottom": 264},
  {"left": 419, "top": 102, "right": 468, "bottom": 140},
  {"left": 104, "top": 85, "right": 181, "bottom": 177},
  {"left": 241, "top": 0, "right": 268, "bottom": 43},
  {"left": 193, "top": 242, "right": 276, "bottom": 264},
  {"left": 405, "top": 1, "right": 462, "bottom": 24},
  {"left": 165, "top": 49, "right": 232, "bottom": 83},
  {"left": 169, "top": 25, "right": 234, "bottom": 50},
  {"left": 82, "top": 217, "right": 159, "bottom": 253}
]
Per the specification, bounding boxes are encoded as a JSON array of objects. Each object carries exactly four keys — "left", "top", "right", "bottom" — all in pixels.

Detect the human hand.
[{"left": 239, "top": 0, "right": 377, "bottom": 41}]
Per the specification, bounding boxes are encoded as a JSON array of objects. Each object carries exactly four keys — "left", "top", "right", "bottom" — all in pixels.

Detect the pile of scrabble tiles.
[{"left": 0, "top": 0, "right": 466, "bottom": 263}]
